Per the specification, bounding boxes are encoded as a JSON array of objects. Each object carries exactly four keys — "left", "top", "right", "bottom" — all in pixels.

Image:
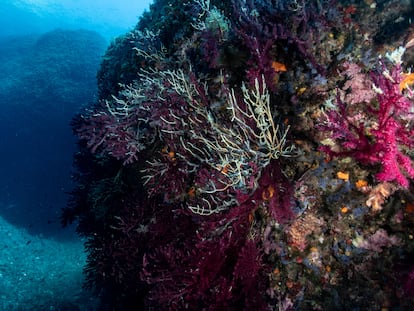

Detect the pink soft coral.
[{"left": 320, "top": 55, "right": 414, "bottom": 187}]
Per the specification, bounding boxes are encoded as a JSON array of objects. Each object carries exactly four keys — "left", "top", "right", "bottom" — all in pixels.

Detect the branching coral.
[{"left": 83, "top": 33, "right": 295, "bottom": 215}]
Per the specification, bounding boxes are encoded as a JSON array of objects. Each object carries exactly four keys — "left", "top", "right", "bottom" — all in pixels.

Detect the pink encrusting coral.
[{"left": 320, "top": 49, "right": 414, "bottom": 187}]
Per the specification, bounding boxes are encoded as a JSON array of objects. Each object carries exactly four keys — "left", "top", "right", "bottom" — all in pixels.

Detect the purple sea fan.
[
  {"left": 255, "top": 160, "right": 295, "bottom": 223},
  {"left": 77, "top": 105, "right": 147, "bottom": 165},
  {"left": 232, "top": 239, "right": 268, "bottom": 311},
  {"left": 404, "top": 268, "right": 414, "bottom": 296}
]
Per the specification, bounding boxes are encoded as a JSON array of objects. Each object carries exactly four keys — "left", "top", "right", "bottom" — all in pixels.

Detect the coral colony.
[
  {"left": 319, "top": 47, "right": 414, "bottom": 188},
  {"left": 63, "top": 0, "right": 414, "bottom": 309}
]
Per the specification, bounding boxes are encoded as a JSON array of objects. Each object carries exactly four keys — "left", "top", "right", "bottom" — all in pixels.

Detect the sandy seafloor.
[{"left": 0, "top": 204, "right": 96, "bottom": 311}]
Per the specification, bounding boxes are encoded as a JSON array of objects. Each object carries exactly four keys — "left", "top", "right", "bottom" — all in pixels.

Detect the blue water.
[
  {"left": 0, "top": 0, "right": 151, "bottom": 40},
  {"left": 0, "top": 0, "right": 151, "bottom": 236},
  {"left": 0, "top": 1, "right": 151, "bottom": 309}
]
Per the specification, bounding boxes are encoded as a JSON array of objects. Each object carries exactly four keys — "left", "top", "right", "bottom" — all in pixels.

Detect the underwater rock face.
[
  {"left": 0, "top": 28, "right": 107, "bottom": 231},
  {"left": 64, "top": 0, "right": 414, "bottom": 310},
  {"left": 0, "top": 29, "right": 107, "bottom": 115}
]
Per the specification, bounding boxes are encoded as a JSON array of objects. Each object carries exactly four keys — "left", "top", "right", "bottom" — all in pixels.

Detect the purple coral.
[
  {"left": 77, "top": 106, "right": 146, "bottom": 164},
  {"left": 405, "top": 268, "right": 414, "bottom": 296},
  {"left": 140, "top": 200, "right": 269, "bottom": 310},
  {"left": 233, "top": 0, "right": 329, "bottom": 89}
]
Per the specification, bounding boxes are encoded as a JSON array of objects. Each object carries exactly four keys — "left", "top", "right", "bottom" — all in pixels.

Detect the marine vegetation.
[{"left": 63, "top": 0, "right": 414, "bottom": 309}]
